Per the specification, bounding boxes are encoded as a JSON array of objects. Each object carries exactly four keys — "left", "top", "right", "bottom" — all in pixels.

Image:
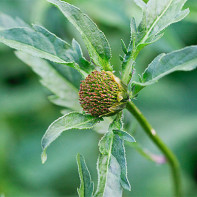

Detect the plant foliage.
[{"left": 0, "top": 0, "right": 197, "bottom": 196}]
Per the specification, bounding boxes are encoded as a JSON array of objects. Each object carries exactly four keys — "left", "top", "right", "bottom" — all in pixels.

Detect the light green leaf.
[
  {"left": 135, "top": 0, "right": 189, "bottom": 44},
  {"left": 77, "top": 154, "right": 94, "bottom": 197},
  {"left": 111, "top": 134, "right": 131, "bottom": 191},
  {"left": 95, "top": 114, "right": 132, "bottom": 196},
  {"left": 96, "top": 132, "right": 122, "bottom": 197},
  {"left": 122, "top": 0, "right": 189, "bottom": 85},
  {"left": 47, "top": 0, "right": 113, "bottom": 71},
  {"left": 113, "top": 130, "right": 136, "bottom": 143},
  {"left": 0, "top": 13, "right": 29, "bottom": 30},
  {"left": 15, "top": 51, "right": 80, "bottom": 110},
  {"left": 132, "top": 46, "right": 197, "bottom": 96},
  {"left": 0, "top": 14, "right": 94, "bottom": 77},
  {"left": 41, "top": 112, "right": 102, "bottom": 163},
  {"left": 108, "top": 112, "right": 123, "bottom": 131},
  {"left": 127, "top": 142, "right": 166, "bottom": 164}
]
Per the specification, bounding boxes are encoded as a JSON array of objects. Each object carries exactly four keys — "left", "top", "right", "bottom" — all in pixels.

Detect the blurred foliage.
[{"left": 0, "top": 0, "right": 197, "bottom": 196}]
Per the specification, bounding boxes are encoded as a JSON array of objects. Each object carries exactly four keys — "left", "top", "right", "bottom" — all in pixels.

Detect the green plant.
[{"left": 0, "top": 0, "right": 196, "bottom": 196}]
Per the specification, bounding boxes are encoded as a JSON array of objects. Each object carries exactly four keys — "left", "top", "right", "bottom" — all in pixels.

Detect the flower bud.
[{"left": 79, "top": 70, "right": 129, "bottom": 117}]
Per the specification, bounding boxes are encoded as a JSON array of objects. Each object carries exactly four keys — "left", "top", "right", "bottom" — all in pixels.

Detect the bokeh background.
[{"left": 0, "top": 0, "right": 197, "bottom": 196}]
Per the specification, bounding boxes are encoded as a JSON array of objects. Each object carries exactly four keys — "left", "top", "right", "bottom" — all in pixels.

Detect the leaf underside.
[{"left": 41, "top": 112, "right": 102, "bottom": 164}]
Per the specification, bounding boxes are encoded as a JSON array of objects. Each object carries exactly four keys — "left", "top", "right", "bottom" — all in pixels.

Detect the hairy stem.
[{"left": 126, "top": 101, "right": 182, "bottom": 197}]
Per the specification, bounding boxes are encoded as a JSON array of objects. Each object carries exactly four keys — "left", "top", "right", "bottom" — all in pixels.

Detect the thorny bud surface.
[{"left": 79, "top": 70, "right": 129, "bottom": 117}]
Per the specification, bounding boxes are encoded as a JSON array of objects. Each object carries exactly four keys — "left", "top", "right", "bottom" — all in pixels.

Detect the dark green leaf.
[
  {"left": 47, "top": 0, "right": 112, "bottom": 71},
  {"left": 77, "top": 154, "right": 94, "bottom": 197},
  {"left": 41, "top": 112, "right": 102, "bottom": 163},
  {"left": 0, "top": 14, "right": 94, "bottom": 77}
]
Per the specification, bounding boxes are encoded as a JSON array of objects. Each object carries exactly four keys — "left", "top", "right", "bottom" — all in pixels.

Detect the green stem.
[{"left": 126, "top": 101, "right": 182, "bottom": 197}]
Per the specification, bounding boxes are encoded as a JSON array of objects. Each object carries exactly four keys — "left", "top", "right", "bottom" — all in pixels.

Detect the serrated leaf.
[
  {"left": 77, "top": 154, "right": 94, "bottom": 197},
  {"left": 113, "top": 130, "right": 136, "bottom": 143},
  {"left": 0, "top": 14, "right": 94, "bottom": 77},
  {"left": 41, "top": 112, "right": 102, "bottom": 163},
  {"left": 95, "top": 114, "right": 131, "bottom": 196},
  {"left": 132, "top": 46, "right": 197, "bottom": 96},
  {"left": 47, "top": 0, "right": 112, "bottom": 71},
  {"left": 15, "top": 51, "right": 80, "bottom": 110}
]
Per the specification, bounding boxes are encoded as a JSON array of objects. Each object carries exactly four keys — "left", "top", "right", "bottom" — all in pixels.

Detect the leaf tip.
[{"left": 41, "top": 150, "right": 47, "bottom": 164}]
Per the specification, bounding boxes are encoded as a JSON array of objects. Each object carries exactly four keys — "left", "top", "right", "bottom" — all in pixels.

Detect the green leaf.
[
  {"left": 122, "top": 0, "right": 189, "bottom": 85},
  {"left": 41, "top": 112, "right": 102, "bottom": 163},
  {"left": 135, "top": 0, "right": 189, "bottom": 45},
  {"left": 76, "top": 154, "right": 94, "bottom": 197},
  {"left": 47, "top": 0, "right": 113, "bottom": 71},
  {"left": 127, "top": 142, "right": 166, "bottom": 164},
  {"left": 108, "top": 112, "right": 123, "bottom": 131},
  {"left": 0, "top": 13, "right": 29, "bottom": 30},
  {"left": 0, "top": 14, "right": 94, "bottom": 77},
  {"left": 15, "top": 51, "right": 80, "bottom": 110},
  {"left": 96, "top": 131, "right": 123, "bottom": 197},
  {"left": 113, "top": 130, "right": 136, "bottom": 143},
  {"left": 111, "top": 134, "right": 131, "bottom": 191},
  {"left": 132, "top": 46, "right": 197, "bottom": 96},
  {"left": 95, "top": 114, "right": 132, "bottom": 196}
]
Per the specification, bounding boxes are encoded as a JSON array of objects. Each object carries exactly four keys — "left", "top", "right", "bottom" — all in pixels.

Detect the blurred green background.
[{"left": 0, "top": 0, "right": 197, "bottom": 196}]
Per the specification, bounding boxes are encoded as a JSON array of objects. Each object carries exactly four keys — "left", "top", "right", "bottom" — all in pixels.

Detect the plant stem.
[{"left": 126, "top": 101, "right": 182, "bottom": 197}]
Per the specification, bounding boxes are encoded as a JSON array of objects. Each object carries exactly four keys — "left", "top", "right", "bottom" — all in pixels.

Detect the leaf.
[
  {"left": 122, "top": 0, "right": 189, "bottom": 85},
  {"left": 113, "top": 130, "right": 136, "bottom": 143},
  {"left": 111, "top": 134, "right": 131, "bottom": 191},
  {"left": 127, "top": 142, "right": 166, "bottom": 164},
  {"left": 132, "top": 46, "right": 197, "bottom": 96},
  {"left": 41, "top": 112, "right": 102, "bottom": 163},
  {"left": 95, "top": 114, "right": 132, "bottom": 196},
  {"left": 135, "top": 0, "right": 189, "bottom": 45},
  {"left": 0, "top": 13, "right": 29, "bottom": 30},
  {"left": 95, "top": 132, "right": 122, "bottom": 197},
  {"left": 76, "top": 154, "right": 94, "bottom": 197},
  {"left": 108, "top": 112, "right": 123, "bottom": 131},
  {"left": 15, "top": 51, "right": 80, "bottom": 110},
  {"left": 47, "top": 0, "right": 113, "bottom": 71},
  {"left": 0, "top": 14, "right": 94, "bottom": 77}
]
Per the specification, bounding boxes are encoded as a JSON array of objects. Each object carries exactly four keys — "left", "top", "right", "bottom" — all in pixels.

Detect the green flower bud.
[{"left": 79, "top": 70, "right": 129, "bottom": 117}]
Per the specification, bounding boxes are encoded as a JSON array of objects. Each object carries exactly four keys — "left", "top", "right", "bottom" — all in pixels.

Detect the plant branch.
[{"left": 126, "top": 101, "right": 182, "bottom": 197}]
